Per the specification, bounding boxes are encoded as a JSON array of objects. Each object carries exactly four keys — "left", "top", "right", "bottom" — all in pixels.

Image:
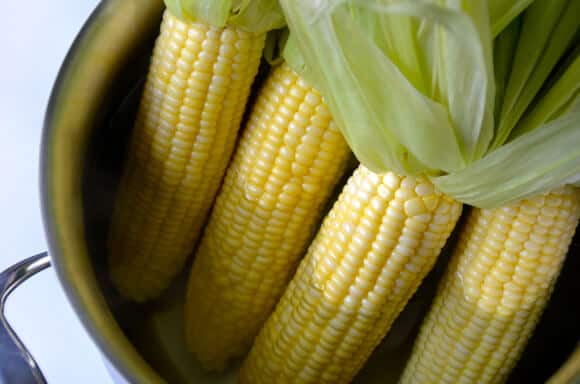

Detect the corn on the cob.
[
  {"left": 239, "top": 166, "right": 462, "bottom": 384},
  {"left": 108, "top": 9, "right": 265, "bottom": 302},
  {"left": 184, "top": 63, "right": 351, "bottom": 370},
  {"left": 400, "top": 186, "right": 580, "bottom": 384}
]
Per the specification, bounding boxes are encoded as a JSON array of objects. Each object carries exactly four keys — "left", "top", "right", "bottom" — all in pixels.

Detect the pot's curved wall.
[{"left": 41, "top": 1, "right": 164, "bottom": 383}]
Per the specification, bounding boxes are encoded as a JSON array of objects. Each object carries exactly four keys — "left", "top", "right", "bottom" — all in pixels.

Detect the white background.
[{"left": 0, "top": 1, "right": 113, "bottom": 383}]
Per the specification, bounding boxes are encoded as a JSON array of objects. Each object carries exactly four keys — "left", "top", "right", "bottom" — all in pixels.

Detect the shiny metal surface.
[
  {"left": 0, "top": 253, "right": 50, "bottom": 384},
  {"left": 41, "top": 0, "right": 166, "bottom": 382}
]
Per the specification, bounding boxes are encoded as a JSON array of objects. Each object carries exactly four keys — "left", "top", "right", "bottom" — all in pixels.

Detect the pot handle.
[{"left": 0, "top": 252, "right": 50, "bottom": 384}]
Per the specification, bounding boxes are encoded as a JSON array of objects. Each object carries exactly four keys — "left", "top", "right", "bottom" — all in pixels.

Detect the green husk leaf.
[
  {"left": 163, "top": 0, "right": 285, "bottom": 32},
  {"left": 435, "top": 17, "right": 580, "bottom": 207},
  {"left": 365, "top": 0, "right": 495, "bottom": 162},
  {"left": 552, "top": 90, "right": 580, "bottom": 120},
  {"left": 281, "top": 0, "right": 579, "bottom": 208},
  {"left": 283, "top": 34, "right": 315, "bottom": 86},
  {"left": 428, "top": 0, "right": 495, "bottom": 162},
  {"left": 263, "top": 28, "right": 288, "bottom": 66},
  {"left": 374, "top": 11, "right": 428, "bottom": 94},
  {"left": 492, "top": 0, "right": 579, "bottom": 149},
  {"left": 279, "top": 0, "right": 494, "bottom": 175},
  {"left": 493, "top": 17, "right": 521, "bottom": 122},
  {"left": 511, "top": 51, "right": 580, "bottom": 137},
  {"left": 487, "top": 0, "right": 533, "bottom": 37},
  {"left": 432, "top": 110, "right": 580, "bottom": 208}
]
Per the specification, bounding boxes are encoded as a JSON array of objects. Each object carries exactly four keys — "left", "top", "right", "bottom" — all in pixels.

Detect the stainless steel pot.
[{"left": 1, "top": 0, "right": 579, "bottom": 383}]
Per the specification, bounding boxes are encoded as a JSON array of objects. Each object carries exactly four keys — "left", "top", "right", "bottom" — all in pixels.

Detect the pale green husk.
[
  {"left": 437, "top": 35, "right": 580, "bottom": 207},
  {"left": 492, "top": 16, "right": 521, "bottom": 123},
  {"left": 487, "top": 0, "right": 532, "bottom": 37},
  {"left": 432, "top": 111, "right": 580, "bottom": 207},
  {"left": 491, "top": 0, "right": 580, "bottom": 149},
  {"left": 164, "top": 0, "right": 284, "bottom": 33},
  {"left": 280, "top": 0, "right": 580, "bottom": 208},
  {"left": 280, "top": 0, "right": 495, "bottom": 176},
  {"left": 511, "top": 51, "right": 580, "bottom": 139}
]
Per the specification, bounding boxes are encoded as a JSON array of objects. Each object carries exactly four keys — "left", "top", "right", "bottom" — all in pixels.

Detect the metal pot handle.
[{"left": 0, "top": 253, "right": 50, "bottom": 384}]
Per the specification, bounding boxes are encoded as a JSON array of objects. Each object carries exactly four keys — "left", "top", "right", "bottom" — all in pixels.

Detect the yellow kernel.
[{"left": 405, "top": 198, "right": 427, "bottom": 216}]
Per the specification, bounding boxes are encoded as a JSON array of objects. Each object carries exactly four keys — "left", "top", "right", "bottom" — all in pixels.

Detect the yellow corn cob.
[
  {"left": 184, "top": 63, "right": 351, "bottom": 370},
  {"left": 400, "top": 186, "right": 580, "bottom": 384},
  {"left": 108, "top": 10, "right": 265, "bottom": 301},
  {"left": 239, "top": 166, "right": 462, "bottom": 384}
]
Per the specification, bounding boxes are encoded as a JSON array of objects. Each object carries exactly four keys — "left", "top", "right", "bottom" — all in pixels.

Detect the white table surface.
[{"left": 0, "top": 1, "right": 113, "bottom": 383}]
